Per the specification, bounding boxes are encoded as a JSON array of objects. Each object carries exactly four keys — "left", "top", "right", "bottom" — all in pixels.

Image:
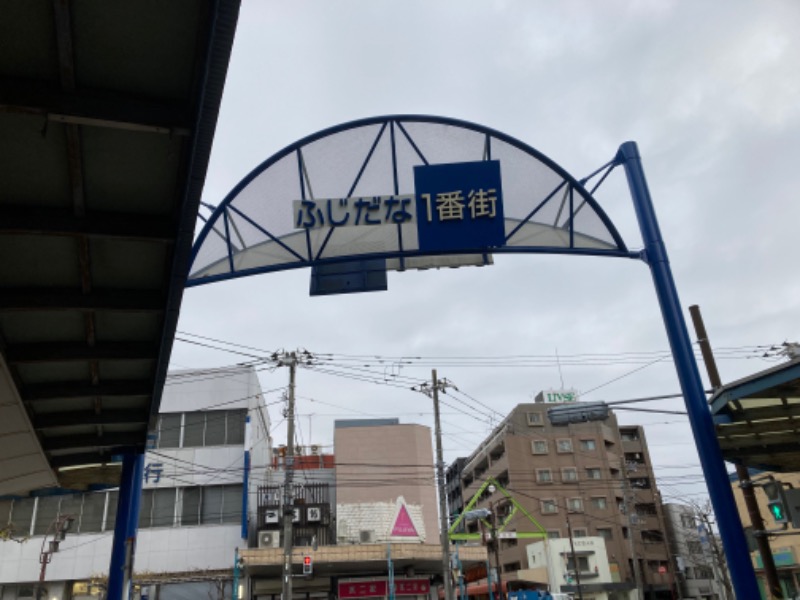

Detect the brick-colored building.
[{"left": 458, "top": 401, "right": 673, "bottom": 599}]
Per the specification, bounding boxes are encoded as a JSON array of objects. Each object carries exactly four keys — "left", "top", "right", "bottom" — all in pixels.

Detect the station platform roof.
[
  {"left": 711, "top": 356, "right": 800, "bottom": 473},
  {"left": 0, "top": 0, "right": 240, "bottom": 496}
]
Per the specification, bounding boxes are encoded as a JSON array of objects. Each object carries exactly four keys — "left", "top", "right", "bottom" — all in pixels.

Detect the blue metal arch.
[{"left": 188, "top": 115, "right": 637, "bottom": 286}]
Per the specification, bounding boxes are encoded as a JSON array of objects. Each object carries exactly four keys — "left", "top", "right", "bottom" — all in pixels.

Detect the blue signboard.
[{"left": 414, "top": 160, "right": 505, "bottom": 253}]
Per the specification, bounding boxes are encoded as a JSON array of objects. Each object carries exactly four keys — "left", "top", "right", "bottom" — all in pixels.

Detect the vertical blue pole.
[
  {"left": 486, "top": 560, "right": 494, "bottom": 600},
  {"left": 387, "top": 543, "right": 395, "bottom": 600},
  {"left": 233, "top": 548, "right": 241, "bottom": 600},
  {"left": 108, "top": 453, "right": 145, "bottom": 600},
  {"left": 242, "top": 415, "right": 251, "bottom": 540},
  {"left": 618, "top": 141, "right": 760, "bottom": 599}
]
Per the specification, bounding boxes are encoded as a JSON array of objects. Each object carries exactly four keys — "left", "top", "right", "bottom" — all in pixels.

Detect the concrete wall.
[{"left": 334, "top": 423, "right": 439, "bottom": 544}]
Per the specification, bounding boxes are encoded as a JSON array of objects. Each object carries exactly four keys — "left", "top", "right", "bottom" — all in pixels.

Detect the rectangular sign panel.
[
  {"left": 414, "top": 160, "right": 504, "bottom": 252},
  {"left": 294, "top": 195, "right": 416, "bottom": 229},
  {"left": 338, "top": 579, "right": 430, "bottom": 598}
]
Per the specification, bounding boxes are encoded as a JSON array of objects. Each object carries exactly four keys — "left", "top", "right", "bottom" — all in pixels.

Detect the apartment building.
[
  {"left": 0, "top": 366, "right": 271, "bottom": 600},
  {"left": 458, "top": 400, "right": 672, "bottom": 599},
  {"left": 662, "top": 503, "right": 729, "bottom": 599}
]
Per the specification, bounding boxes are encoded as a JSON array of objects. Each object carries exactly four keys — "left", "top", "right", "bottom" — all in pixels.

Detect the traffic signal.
[
  {"left": 302, "top": 555, "right": 313, "bottom": 575},
  {"left": 763, "top": 480, "right": 789, "bottom": 524}
]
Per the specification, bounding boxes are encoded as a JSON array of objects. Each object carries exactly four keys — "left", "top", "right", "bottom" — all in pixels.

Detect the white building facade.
[
  {"left": 0, "top": 366, "right": 271, "bottom": 600},
  {"left": 525, "top": 537, "right": 615, "bottom": 600}
]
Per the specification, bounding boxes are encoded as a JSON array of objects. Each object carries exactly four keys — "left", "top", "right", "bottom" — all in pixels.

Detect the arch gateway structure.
[{"left": 188, "top": 115, "right": 758, "bottom": 598}]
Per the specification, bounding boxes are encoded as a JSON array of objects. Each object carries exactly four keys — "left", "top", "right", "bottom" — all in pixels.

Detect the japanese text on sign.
[
  {"left": 294, "top": 195, "right": 415, "bottom": 229},
  {"left": 421, "top": 188, "right": 498, "bottom": 222},
  {"left": 414, "top": 160, "right": 505, "bottom": 253}
]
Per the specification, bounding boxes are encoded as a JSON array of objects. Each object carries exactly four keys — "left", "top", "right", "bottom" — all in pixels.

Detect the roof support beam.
[
  {"left": 34, "top": 409, "right": 149, "bottom": 429},
  {"left": 23, "top": 379, "right": 153, "bottom": 401},
  {"left": 6, "top": 342, "right": 157, "bottom": 363},
  {"left": 0, "top": 77, "right": 191, "bottom": 136},
  {"left": 50, "top": 450, "right": 138, "bottom": 469},
  {"left": 43, "top": 431, "right": 143, "bottom": 453},
  {"left": 1, "top": 206, "right": 175, "bottom": 241},
  {"left": 0, "top": 288, "right": 165, "bottom": 312}
]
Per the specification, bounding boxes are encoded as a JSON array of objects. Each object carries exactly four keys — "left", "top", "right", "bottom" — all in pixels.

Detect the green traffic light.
[{"left": 770, "top": 503, "right": 785, "bottom": 522}]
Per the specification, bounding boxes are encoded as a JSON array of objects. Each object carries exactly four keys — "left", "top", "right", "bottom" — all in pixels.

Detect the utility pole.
[
  {"left": 688, "top": 305, "right": 782, "bottom": 600},
  {"left": 487, "top": 487, "right": 504, "bottom": 600},
  {"left": 622, "top": 475, "right": 645, "bottom": 600},
  {"left": 279, "top": 351, "right": 298, "bottom": 600},
  {"left": 566, "top": 515, "right": 584, "bottom": 600},
  {"left": 415, "top": 371, "right": 456, "bottom": 600}
]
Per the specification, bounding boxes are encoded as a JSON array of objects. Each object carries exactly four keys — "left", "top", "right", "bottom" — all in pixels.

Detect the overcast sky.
[{"left": 170, "top": 0, "right": 800, "bottom": 505}]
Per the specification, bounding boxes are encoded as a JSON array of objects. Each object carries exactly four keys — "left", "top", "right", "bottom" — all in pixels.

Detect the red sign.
[
  {"left": 338, "top": 579, "right": 430, "bottom": 598},
  {"left": 658, "top": 566, "right": 667, "bottom": 574},
  {"left": 391, "top": 505, "right": 419, "bottom": 537}
]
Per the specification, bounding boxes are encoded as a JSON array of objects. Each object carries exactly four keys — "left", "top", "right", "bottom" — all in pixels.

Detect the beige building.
[
  {"left": 458, "top": 401, "right": 673, "bottom": 599},
  {"left": 730, "top": 470, "right": 800, "bottom": 598},
  {"left": 335, "top": 419, "right": 440, "bottom": 544}
]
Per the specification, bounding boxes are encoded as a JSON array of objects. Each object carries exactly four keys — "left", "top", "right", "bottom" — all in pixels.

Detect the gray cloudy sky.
[{"left": 171, "top": 1, "right": 800, "bottom": 504}]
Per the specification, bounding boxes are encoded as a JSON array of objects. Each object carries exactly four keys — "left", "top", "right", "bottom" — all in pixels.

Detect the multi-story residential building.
[
  {"left": 458, "top": 400, "right": 672, "bottom": 599},
  {"left": 730, "top": 470, "right": 800, "bottom": 599},
  {"left": 0, "top": 365, "right": 271, "bottom": 600},
  {"left": 661, "top": 503, "right": 729, "bottom": 599}
]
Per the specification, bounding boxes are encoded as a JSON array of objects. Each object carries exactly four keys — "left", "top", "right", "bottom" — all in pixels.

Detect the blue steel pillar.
[
  {"left": 108, "top": 453, "right": 145, "bottom": 600},
  {"left": 618, "top": 141, "right": 759, "bottom": 599}
]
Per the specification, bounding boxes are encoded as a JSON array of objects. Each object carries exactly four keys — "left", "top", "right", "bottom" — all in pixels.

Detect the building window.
[
  {"left": 567, "top": 497, "right": 583, "bottom": 513},
  {"left": 536, "top": 469, "right": 553, "bottom": 483},
  {"left": 547, "top": 529, "right": 560, "bottom": 539},
  {"left": 597, "top": 528, "right": 613, "bottom": 540},
  {"left": 566, "top": 556, "right": 590, "bottom": 572},
  {"left": 158, "top": 413, "right": 182, "bottom": 448},
  {"left": 680, "top": 514, "right": 695, "bottom": 529},
  {"left": 572, "top": 528, "right": 588, "bottom": 537},
  {"left": 556, "top": 438, "right": 573, "bottom": 453},
  {"left": 591, "top": 496, "right": 608, "bottom": 510},
  {"left": 526, "top": 412, "right": 544, "bottom": 426},
  {"left": 532, "top": 440, "right": 549, "bottom": 455},
  {"left": 586, "top": 468, "right": 602, "bottom": 480},
  {"left": 561, "top": 468, "right": 578, "bottom": 482},
  {"left": 541, "top": 499, "right": 558, "bottom": 514},
  {"left": 620, "top": 429, "right": 640, "bottom": 442},
  {"left": 157, "top": 410, "right": 247, "bottom": 449},
  {"left": 579, "top": 439, "right": 596, "bottom": 451}
]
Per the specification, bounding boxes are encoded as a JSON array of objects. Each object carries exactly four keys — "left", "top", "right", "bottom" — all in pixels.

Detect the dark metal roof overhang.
[
  {"left": 710, "top": 358, "right": 800, "bottom": 472},
  {"left": 0, "top": 0, "right": 241, "bottom": 496}
]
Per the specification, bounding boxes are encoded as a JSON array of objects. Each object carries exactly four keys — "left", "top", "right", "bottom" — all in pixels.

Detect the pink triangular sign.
[{"left": 391, "top": 504, "right": 419, "bottom": 537}]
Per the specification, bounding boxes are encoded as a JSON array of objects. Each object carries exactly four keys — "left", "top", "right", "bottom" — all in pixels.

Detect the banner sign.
[
  {"left": 338, "top": 579, "right": 430, "bottom": 598},
  {"left": 292, "top": 160, "right": 505, "bottom": 255},
  {"left": 414, "top": 160, "right": 504, "bottom": 252}
]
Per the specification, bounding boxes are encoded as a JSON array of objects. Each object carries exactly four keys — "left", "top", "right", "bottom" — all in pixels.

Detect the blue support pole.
[
  {"left": 107, "top": 453, "right": 145, "bottom": 600},
  {"left": 242, "top": 415, "right": 251, "bottom": 540},
  {"left": 618, "top": 141, "right": 760, "bottom": 599}
]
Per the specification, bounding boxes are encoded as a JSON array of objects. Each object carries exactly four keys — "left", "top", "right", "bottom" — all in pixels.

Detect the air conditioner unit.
[
  {"left": 307, "top": 507, "right": 322, "bottom": 522},
  {"left": 310, "top": 444, "right": 321, "bottom": 455},
  {"left": 295, "top": 445, "right": 304, "bottom": 455},
  {"left": 264, "top": 509, "right": 280, "bottom": 525},
  {"left": 359, "top": 530, "right": 374, "bottom": 543},
  {"left": 258, "top": 531, "right": 281, "bottom": 548}
]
